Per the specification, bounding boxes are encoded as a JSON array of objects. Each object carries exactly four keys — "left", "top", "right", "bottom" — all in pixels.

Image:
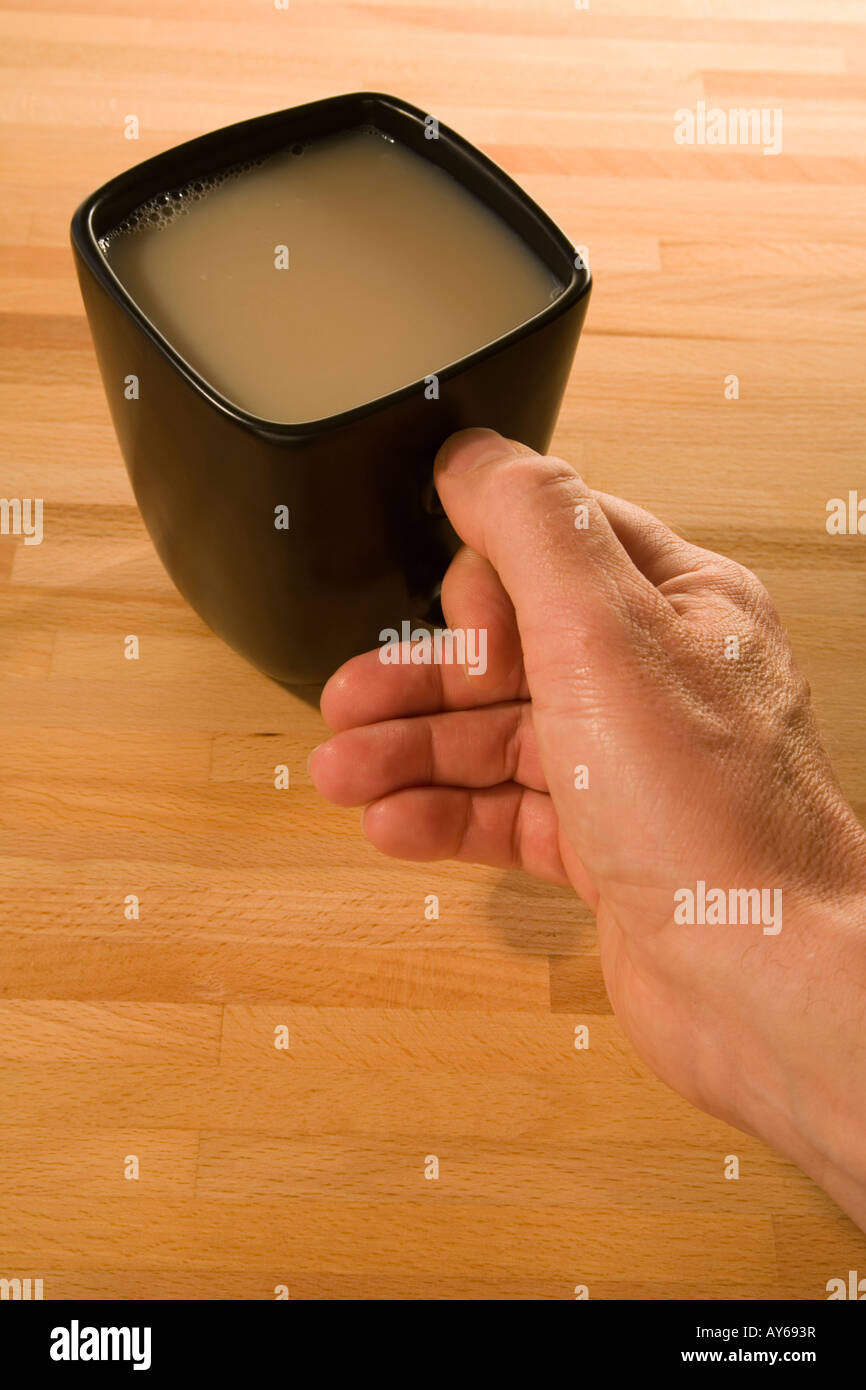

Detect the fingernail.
[
  {"left": 435, "top": 428, "right": 518, "bottom": 475},
  {"left": 307, "top": 743, "right": 323, "bottom": 774}
]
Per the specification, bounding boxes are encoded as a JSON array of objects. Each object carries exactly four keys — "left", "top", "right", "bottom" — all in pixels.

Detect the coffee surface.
[{"left": 102, "top": 128, "right": 561, "bottom": 423}]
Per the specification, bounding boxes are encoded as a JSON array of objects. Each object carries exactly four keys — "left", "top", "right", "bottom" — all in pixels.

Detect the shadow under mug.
[{"left": 71, "top": 91, "right": 592, "bottom": 685}]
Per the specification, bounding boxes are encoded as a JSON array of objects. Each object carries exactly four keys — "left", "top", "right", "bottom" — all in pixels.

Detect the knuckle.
[
  {"left": 498, "top": 454, "right": 582, "bottom": 506},
  {"left": 710, "top": 558, "right": 779, "bottom": 623}
]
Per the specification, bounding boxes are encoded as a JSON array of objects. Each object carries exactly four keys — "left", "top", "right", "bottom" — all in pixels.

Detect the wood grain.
[{"left": 2, "top": 0, "right": 865, "bottom": 1300}]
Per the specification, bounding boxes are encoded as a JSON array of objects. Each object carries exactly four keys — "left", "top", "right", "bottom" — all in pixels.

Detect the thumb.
[
  {"left": 433, "top": 428, "right": 674, "bottom": 681},
  {"left": 433, "top": 429, "right": 685, "bottom": 888}
]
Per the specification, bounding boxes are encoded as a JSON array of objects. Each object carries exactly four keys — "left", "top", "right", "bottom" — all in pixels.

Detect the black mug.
[{"left": 71, "top": 92, "right": 591, "bottom": 684}]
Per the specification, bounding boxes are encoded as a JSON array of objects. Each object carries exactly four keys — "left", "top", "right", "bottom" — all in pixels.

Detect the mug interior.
[{"left": 72, "top": 92, "right": 590, "bottom": 432}]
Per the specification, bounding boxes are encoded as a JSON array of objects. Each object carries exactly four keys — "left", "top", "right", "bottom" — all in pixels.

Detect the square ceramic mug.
[{"left": 71, "top": 92, "right": 591, "bottom": 684}]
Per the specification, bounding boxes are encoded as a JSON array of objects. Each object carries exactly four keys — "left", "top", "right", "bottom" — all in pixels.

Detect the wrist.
[{"left": 760, "top": 889, "right": 866, "bottom": 1230}]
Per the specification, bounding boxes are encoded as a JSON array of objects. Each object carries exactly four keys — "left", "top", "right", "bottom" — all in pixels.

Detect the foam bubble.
[
  {"left": 357, "top": 122, "right": 394, "bottom": 144},
  {"left": 97, "top": 153, "right": 268, "bottom": 251},
  {"left": 96, "top": 129, "right": 387, "bottom": 253}
]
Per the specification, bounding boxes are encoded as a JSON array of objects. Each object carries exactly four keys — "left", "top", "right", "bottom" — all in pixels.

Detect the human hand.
[{"left": 309, "top": 428, "right": 866, "bottom": 1229}]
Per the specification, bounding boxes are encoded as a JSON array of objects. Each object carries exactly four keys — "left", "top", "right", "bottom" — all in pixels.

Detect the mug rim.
[{"left": 70, "top": 90, "right": 592, "bottom": 438}]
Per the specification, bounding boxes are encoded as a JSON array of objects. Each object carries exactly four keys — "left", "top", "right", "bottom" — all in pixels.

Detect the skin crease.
[{"left": 309, "top": 427, "right": 866, "bottom": 1234}]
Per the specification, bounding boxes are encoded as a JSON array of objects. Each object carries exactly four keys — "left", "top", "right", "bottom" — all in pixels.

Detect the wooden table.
[{"left": 2, "top": 0, "right": 865, "bottom": 1300}]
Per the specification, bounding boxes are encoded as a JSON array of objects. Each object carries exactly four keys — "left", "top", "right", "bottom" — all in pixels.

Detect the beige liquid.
[{"left": 102, "top": 128, "right": 561, "bottom": 424}]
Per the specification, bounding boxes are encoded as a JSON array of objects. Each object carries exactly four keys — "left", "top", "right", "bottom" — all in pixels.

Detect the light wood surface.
[{"left": 2, "top": 0, "right": 866, "bottom": 1300}]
